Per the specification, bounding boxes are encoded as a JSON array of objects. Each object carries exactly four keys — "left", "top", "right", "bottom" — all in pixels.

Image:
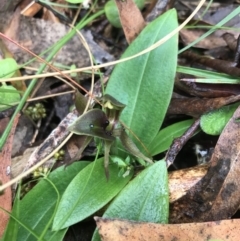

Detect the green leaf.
[
  {"left": 8, "top": 161, "right": 90, "bottom": 241},
  {"left": 52, "top": 157, "right": 133, "bottom": 230},
  {"left": 92, "top": 160, "right": 169, "bottom": 241},
  {"left": 200, "top": 103, "right": 239, "bottom": 135},
  {"left": 105, "top": 9, "right": 178, "bottom": 154},
  {"left": 0, "top": 85, "right": 21, "bottom": 111},
  {"left": 65, "top": 0, "right": 84, "bottom": 3},
  {"left": 104, "top": 0, "right": 145, "bottom": 28},
  {"left": 149, "top": 119, "right": 195, "bottom": 156},
  {"left": 0, "top": 58, "right": 18, "bottom": 79}
]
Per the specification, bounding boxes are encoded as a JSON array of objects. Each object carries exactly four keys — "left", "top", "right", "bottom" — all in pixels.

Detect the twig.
[{"left": 166, "top": 118, "right": 200, "bottom": 168}]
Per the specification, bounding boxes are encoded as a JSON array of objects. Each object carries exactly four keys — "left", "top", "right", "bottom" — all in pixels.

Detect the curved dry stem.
[{"left": 70, "top": 24, "right": 95, "bottom": 112}]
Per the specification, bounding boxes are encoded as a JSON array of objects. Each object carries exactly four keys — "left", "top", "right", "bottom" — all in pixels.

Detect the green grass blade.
[{"left": 149, "top": 119, "right": 195, "bottom": 156}]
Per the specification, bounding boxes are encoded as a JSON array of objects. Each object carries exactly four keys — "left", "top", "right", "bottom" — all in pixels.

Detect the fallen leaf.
[
  {"left": 168, "top": 95, "right": 240, "bottom": 117},
  {"left": 180, "top": 28, "right": 226, "bottom": 49},
  {"left": 170, "top": 104, "right": 240, "bottom": 223},
  {"left": 115, "top": 0, "right": 146, "bottom": 44},
  {"left": 95, "top": 217, "right": 240, "bottom": 241},
  {"left": 169, "top": 164, "right": 208, "bottom": 203},
  {"left": 0, "top": 113, "right": 20, "bottom": 238}
]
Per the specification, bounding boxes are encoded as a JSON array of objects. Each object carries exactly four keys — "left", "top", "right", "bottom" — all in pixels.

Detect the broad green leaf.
[
  {"left": 0, "top": 58, "right": 18, "bottom": 79},
  {"left": 104, "top": 0, "right": 145, "bottom": 28},
  {"left": 200, "top": 103, "right": 239, "bottom": 135},
  {"left": 149, "top": 119, "right": 195, "bottom": 156},
  {"left": 92, "top": 160, "right": 169, "bottom": 241},
  {"left": 0, "top": 85, "right": 20, "bottom": 111},
  {"left": 52, "top": 157, "right": 133, "bottom": 230},
  {"left": 105, "top": 9, "right": 178, "bottom": 154},
  {"left": 8, "top": 161, "right": 90, "bottom": 241}
]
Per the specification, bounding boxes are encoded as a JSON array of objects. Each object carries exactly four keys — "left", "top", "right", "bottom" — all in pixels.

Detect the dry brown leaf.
[
  {"left": 95, "top": 217, "right": 240, "bottom": 241},
  {"left": 0, "top": 113, "right": 20, "bottom": 238},
  {"left": 169, "top": 164, "right": 208, "bottom": 203},
  {"left": 175, "top": 77, "right": 240, "bottom": 98},
  {"left": 180, "top": 28, "right": 226, "bottom": 49},
  {"left": 0, "top": 118, "right": 10, "bottom": 134},
  {"left": 170, "top": 104, "right": 240, "bottom": 223},
  {"left": 115, "top": 0, "right": 146, "bottom": 44},
  {"left": 168, "top": 95, "right": 240, "bottom": 117}
]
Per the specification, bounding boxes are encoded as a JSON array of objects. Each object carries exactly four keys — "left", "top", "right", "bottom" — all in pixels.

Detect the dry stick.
[
  {"left": 166, "top": 118, "right": 200, "bottom": 168},
  {"left": 222, "top": 33, "right": 240, "bottom": 69},
  {"left": 233, "top": 34, "right": 240, "bottom": 67},
  {"left": 0, "top": 0, "right": 207, "bottom": 192}
]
